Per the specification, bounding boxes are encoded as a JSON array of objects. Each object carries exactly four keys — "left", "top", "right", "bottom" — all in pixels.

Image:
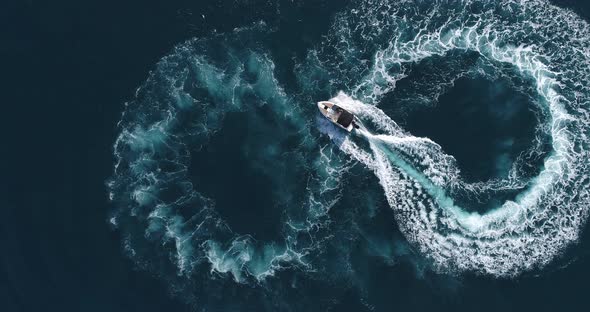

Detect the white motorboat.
[{"left": 317, "top": 101, "right": 358, "bottom": 132}]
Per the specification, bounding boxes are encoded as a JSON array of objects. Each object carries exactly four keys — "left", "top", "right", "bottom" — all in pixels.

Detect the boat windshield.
[{"left": 336, "top": 109, "right": 354, "bottom": 127}]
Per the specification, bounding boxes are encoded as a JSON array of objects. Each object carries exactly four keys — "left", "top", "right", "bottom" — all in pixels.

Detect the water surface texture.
[
  {"left": 6, "top": 0, "right": 590, "bottom": 311},
  {"left": 104, "top": 0, "right": 590, "bottom": 310}
]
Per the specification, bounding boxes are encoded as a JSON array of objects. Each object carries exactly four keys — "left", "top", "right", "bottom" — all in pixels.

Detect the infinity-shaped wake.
[{"left": 109, "top": 3, "right": 590, "bottom": 302}]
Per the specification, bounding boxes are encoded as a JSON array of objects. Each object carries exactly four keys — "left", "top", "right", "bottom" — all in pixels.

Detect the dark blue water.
[{"left": 3, "top": 1, "right": 590, "bottom": 311}]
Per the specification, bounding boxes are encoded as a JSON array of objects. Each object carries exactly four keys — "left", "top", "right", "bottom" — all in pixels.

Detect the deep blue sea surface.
[{"left": 3, "top": 1, "right": 590, "bottom": 311}]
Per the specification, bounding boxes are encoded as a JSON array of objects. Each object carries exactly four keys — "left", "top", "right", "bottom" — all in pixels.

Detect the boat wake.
[
  {"left": 107, "top": 0, "right": 590, "bottom": 308},
  {"left": 324, "top": 90, "right": 586, "bottom": 276},
  {"left": 307, "top": 0, "right": 590, "bottom": 277}
]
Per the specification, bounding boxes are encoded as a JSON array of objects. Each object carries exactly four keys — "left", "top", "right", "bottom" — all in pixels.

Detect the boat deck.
[{"left": 318, "top": 101, "right": 355, "bottom": 132}]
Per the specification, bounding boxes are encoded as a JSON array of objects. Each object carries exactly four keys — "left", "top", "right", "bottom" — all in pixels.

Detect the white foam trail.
[
  {"left": 328, "top": 85, "right": 587, "bottom": 276},
  {"left": 110, "top": 0, "right": 590, "bottom": 288},
  {"left": 313, "top": 0, "right": 590, "bottom": 276}
]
